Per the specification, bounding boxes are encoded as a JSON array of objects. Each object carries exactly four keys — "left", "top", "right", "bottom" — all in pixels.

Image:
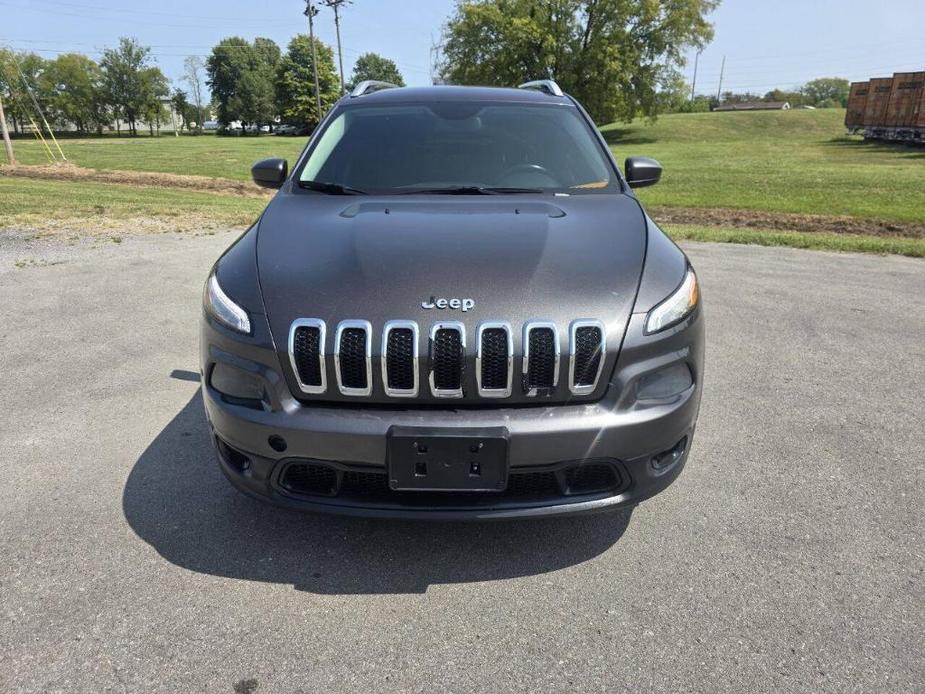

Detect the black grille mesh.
[
  {"left": 280, "top": 463, "right": 337, "bottom": 496},
  {"left": 526, "top": 327, "right": 556, "bottom": 389},
  {"left": 480, "top": 328, "right": 509, "bottom": 390},
  {"left": 432, "top": 328, "right": 463, "bottom": 391},
  {"left": 563, "top": 463, "right": 620, "bottom": 494},
  {"left": 573, "top": 326, "right": 603, "bottom": 387},
  {"left": 292, "top": 326, "right": 322, "bottom": 386},
  {"left": 338, "top": 327, "right": 368, "bottom": 389},
  {"left": 279, "top": 462, "right": 623, "bottom": 502},
  {"left": 386, "top": 328, "right": 415, "bottom": 390}
]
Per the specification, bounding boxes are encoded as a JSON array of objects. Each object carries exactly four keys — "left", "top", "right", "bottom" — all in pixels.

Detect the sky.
[{"left": 2, "top": 0, "right": 924, "bottom": 95}]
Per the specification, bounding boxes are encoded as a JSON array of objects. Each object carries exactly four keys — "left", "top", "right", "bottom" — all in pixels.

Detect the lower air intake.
[{"left": 280, "top": 463, "right": 337, "bottom": 496}]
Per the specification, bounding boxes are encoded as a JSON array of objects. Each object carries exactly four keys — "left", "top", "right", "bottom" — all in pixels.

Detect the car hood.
[{"left": 256, "top": 190, "right": 647, "bottom": 402}]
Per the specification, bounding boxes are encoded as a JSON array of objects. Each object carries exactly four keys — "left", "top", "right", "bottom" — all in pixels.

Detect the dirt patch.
[
  {"left": 649, "top": 206, "right": 925, "bottom": 240},
  {"left": 3, "top": 214, "right": 251, "bottom": 238},
  {"left": 0, "top": 162, "right": 272, "bottom": 199}
]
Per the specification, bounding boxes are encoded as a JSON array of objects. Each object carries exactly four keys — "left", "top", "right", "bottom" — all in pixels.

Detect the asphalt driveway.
[{"left": 1, "top": 231, "right": 922, "bottom": 692}]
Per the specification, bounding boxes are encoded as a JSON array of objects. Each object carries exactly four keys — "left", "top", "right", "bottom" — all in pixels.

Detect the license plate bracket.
[{"left": 387, "top": 426, "right": 510, "bottom": 492}]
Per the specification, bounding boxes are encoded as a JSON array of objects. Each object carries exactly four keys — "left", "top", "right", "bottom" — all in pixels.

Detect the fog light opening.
[
  {"left": 216, "top": 437, "right": 251, "bottom": 473},
  {"left": 268, "top": 435, "right": 288, "bottom": 453},
  {"left": 651, "top": 436, "right": 688, "bottom": 471}
]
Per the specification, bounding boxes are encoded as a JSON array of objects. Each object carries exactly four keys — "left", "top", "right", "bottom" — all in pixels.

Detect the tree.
[
  {"left": 440, "top": 0, "right": 718, "bottom": 124},
  {"left": 0, "top": 49, "right": 48, "bottom": 134},
  {"left": 207, "top": 37, "right": 280, "bottom": 132},
  {"left": 100, "top": 37, "right": 155, "bottom": 136},
  {"left": 40, "top": 53, "right": 108, "bottom": 134},
  {"left": 137, "top": 66, "right": 169, "bottom": 136},
  {"left": 349, "top": 52, "right": 405, "bottom": 89},
  {"left": 183, "top": 55, "right": 207, "bottom": 131},
  {"left": 802, "top": 78, "right": 849, "bottom": 107},
  {"left": 655, "top": 74, "right": 690, "bottom": 113},
  {"left": 275, "top": 34, "right": 340, "bottom": 128},
  {"left": 171, "top": 88, "right": 194, "bottom": 131}
]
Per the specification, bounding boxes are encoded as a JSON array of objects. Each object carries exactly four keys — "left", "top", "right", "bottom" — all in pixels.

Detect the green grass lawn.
[
  {"left": 4, "top": 109, "right": 925, "bottom": 255},
  {"left": 8, "top": 109, "right": 924, "bottom": 224},
  {"left": 604, "top": 109, "right": 925, "bottom": 223},
  {"left": 665, "top": 224, "right": 925, "bottom": 258},
  {"left": 9, "top": 133, "right": 306, "bottom": 182},
  {"left": 0, "top": 177, "right": 265, "bottom": 232}
]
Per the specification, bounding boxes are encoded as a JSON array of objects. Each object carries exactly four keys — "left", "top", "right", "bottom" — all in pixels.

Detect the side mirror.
[
  {"left": 251, "top": 158, "right": 288, "bottom": 189},
  {"left": 624, "top": 157, "right": 662, "bottom": 188}
]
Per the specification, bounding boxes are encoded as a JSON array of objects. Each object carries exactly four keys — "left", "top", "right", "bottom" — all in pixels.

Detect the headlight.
[
  {"left": 203, "top": 271, "right": 251, "bottom": 334},
  {"left": 645, "top": 267, "right": 699, "bottom": 334}
]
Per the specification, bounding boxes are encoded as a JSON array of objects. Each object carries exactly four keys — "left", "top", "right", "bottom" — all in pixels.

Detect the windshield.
[{"left": 297, "top": 101, "right": 615, "bottom": 194}]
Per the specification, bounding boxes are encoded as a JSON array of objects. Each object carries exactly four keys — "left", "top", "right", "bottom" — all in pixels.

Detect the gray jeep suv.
[{"left": 200, "top": 80, "right": 704, "bottom": 519}]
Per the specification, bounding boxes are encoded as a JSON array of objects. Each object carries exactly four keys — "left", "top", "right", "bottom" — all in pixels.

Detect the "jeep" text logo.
[{"left": 421, "top": 296, "right": 475, "bottom": 312}]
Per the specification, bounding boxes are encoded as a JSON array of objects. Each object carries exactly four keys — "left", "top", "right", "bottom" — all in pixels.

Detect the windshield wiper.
[
  {"left": 299, "top": 180, "right": 367, "bottom": 195},
  {"left": 399, "top": 186, "right": 544, "bottom": 195}
]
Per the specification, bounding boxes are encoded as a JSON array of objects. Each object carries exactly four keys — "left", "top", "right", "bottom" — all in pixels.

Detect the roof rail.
[
  {"left": 350, "top": 80, "right": 400, "bottom": 98},
  {"left": 517, "top": 79, "right": 564, "bottom": 97}
]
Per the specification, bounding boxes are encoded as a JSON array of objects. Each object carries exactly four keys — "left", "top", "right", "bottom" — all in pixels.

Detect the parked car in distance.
[{"left": 201, "top": 80, "right": 704, "bottom": 519}]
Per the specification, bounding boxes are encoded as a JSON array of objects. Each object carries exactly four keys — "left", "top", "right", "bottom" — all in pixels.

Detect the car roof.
[{"left": 345, "top": 85, "right": 571, "bottom": 105}]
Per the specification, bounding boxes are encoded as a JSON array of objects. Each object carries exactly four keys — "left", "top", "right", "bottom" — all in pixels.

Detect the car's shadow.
[{"left": 122, "top": 391, "right": 633, "bottom": 594}]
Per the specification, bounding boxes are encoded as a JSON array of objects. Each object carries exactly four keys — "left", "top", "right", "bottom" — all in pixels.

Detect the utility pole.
[
  {"left": 304, "top": 0, "right": 323, "bottom": 121},
  {"left": 324, "top": 0, "right": 349, "bottom": 94},
  {"left": 690, "top": 49, "right": 701, "bottom": 101},
  {"left": 716, "top": 55, "right": 726, "bottom": 103},
  {"left": 0, "top": 92, "right": 15, "bottom": 164}
]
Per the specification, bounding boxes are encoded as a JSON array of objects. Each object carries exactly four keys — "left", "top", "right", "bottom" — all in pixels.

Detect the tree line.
[
  {"left": 0, "top": 36, "right": 404, "bottom": 136},
  {"left": 206, "top": 36, "right": 404, "bottom": 132},
  {"left": 662, "top": 77, "right": 853, "bottom": 114}
]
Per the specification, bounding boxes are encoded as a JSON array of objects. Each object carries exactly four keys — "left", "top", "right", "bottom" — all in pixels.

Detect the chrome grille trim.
[
  {"left": 334, "top": 320, "right": 373, "bottom": 396},
  {"left": 522, "top": 321, "right": 560, "bottom": 396},
  {"left": 286, "top": 319, "right": 609, "bottom": 400},
  {"left": 429, "top": 321, "right": 465, "bottom": 398},
  {"left": 288, "top": 318, "right": 327, "bottom": 394},
  {"left": 476, "top": 321, "right": 514, "bottom": 398},
  {"left": 381, "top": 320, "right": 420, "bottom": 398},
  {"left": 568, "top": 319, "right": 607, "bottom": 395}
]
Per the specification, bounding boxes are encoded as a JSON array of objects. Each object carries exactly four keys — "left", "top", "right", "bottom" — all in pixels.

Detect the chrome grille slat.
[
  {"left": 288, "top": 319, "right": 327, "bottom": 394},
  {"left": 477, "top": 321, "right": 513, "bottom": 398},
  {"left": 523, "top": 321, "right": 560, "bottom": 396},
  {"left": 429, "top": 321, "right": 465, "bottom": 398},
  {"left": 569, "top": 319, "right": 606, "bottom": 395},
  {"left": 334, "top": 320, "right": 372, "bottom": 396},
  {"left": 382, "top": 320, "right": 419, "bottom": 397}
]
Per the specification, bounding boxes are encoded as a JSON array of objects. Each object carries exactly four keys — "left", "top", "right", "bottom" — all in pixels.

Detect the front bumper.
[{"left": 200, "top": 307, "right": 704, "bottom": 520}]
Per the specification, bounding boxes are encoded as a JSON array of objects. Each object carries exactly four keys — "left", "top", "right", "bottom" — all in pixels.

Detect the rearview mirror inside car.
[
  {"left": 624, "top": 157, "right": 662, "bottom": 188},
  {"left": 251, "top": 158, "right": 288, "bottom": 189}
]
